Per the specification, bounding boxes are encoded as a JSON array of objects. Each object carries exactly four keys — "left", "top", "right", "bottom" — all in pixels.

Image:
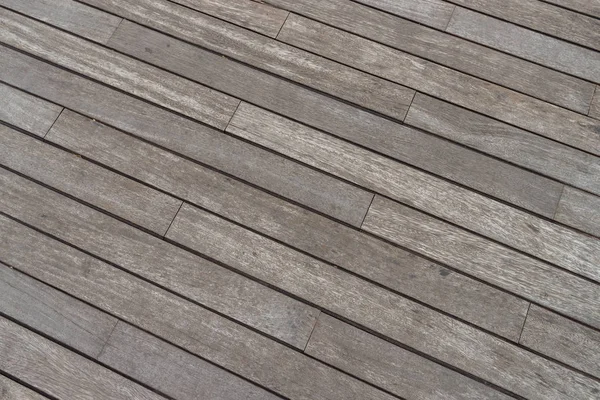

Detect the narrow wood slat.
[
  {"left": 0, "top": 265, "right": 117, "bottom": 358},
  {"left": 0, "top": 215, "right": 395, "bottom": 400},
  {"left": 0, "top": 47, "right": 371, "bottom": 227},
  {"left": 264, "top": 0, "right": 595, "bottom": 113},
  {"left": 0, "top": 375, "right": 49, "bottom": 400},
  {"left": 591, "top": 87, "right": 600, "bottom": 119},
  {"left": 0, "top": 83, "right": 62, "bottom": 137},
  {"left": 545, "top": 0, "right": 600, "bottom": 17},
  {"left": 0, "top": 317, "right": 166, "bottom": 400},
  {"left": 555, "top": 187, "right": 600, "bottom": 237},
  {"left": 446, "top": 7, "right": 600, "bottom": 83},
  {"left": 0, "top": 167, "right": 319, "bottom": 349},
  {"left": 353, "top": 0, "right": 456, "bottom": 29},
  {"left": 406, "top": 94, "right": 600, "bottom": 197},
  {"left": 520, "top": 305, "right": 600, "bottom": 378},
  {"left": 0, "top": 7, "right": 239, "bottom": 129},
  {"left": 361, "top": 195, "right": 600, "bottom": 330},
  {"left": 278, "top": 14, "right": 600, "bottom": 155}
]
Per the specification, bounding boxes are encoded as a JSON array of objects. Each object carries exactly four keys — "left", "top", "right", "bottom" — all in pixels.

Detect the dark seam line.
[
  {"left": 302, "top": 310, "right": 321, "bottom": 352},
  {"left": 42, "top": 108, "right": 64, "bottom": 139},
  {"left": 95, "top": 319, "right": 119, "bottom": 360},
  {"left": 162, "top": 201, "right": 184, "bottom": 238},
  {"left": 0, "top": 369, "right": 58, "bottom": 400},
  {"left": 537, "top": 0, "right": 600, "bottom": 20},
  {"left": 223, "top": 99, "right": 242, "bottom": 134},
  {"left": 588, "top": 85, "right": 598, "bottom": 116},
  {"left": 104, "top": 17, "right": 123, "bottom": 45},
  {"left": 552, "top": 185, "right": 566, "bottom": 220},
  {"left": 517, "top": 303, "right": 532, "bottom": 344},
  {"left": 359, "top": 194, "right": 375, "bottom": 229},
  {"left": 275, "top": 11, "right": 290, "bottom": 39},
  {"left": 443, "top": 4, "right": 457, "bottom": 31}
]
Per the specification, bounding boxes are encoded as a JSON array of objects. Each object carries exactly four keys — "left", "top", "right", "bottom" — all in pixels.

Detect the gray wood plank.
[
  {"left": 165, "top": 203, "right": 600, "bottom": 400},
  {"left": 0, "top": 7, "right": 239, "bottom": 130},
  {"left": 545, "top": 0, "right": 600, "bottom": 17},
  {"left": 591, "top": 86, "right": 600, "bottom": 119},
  {"left": 99, "top": 321, "right": 282, "bottom": 400},
  {"left": 520, "top": 305, "right": 600, "bottom": 378},
  {"left": 0, "top": 215, "right": 396, "bottom": 400},
  {"left": 227, "top": 103, "right": 600, "bottom": 283},
  {"left": 406, "top": 94, "right": 600, "bottom": 196},
  {"left": 555, "top": 187, "right": 600, "bottom": 237},
  {"left": 0, "top": 83, "right": 62, "bottom": 137},
  {"left": 0, "top": 0, "right": 122, "bottom": 44},
  {"left": 78, "top": 0, "right": 415, "bottom": 121},
  {"left": 446, "top": 7, "right": 600, "bottom": 83},
  {"left": 0, "top": 264, "right": 117, "bottom": 358},
  {"left": 0, "top": 124, "right": 182, "bottom": 235},
  {"left": 0, "top": 167, "right": 319, "bottom": 349},
  {"left": 0, "top": 317, "right": 166, "bottom": 400},
  {"left": 0, "top": 46, "right": 371, "bottom": 227},
  {"left": 361, "top": 195, "right": 600, "bottom": 330},
  {"left": 0, "top": 375, "right": 49, "bottom": 400},
  {"left": 306, "top": 314, "right": 512, "bottom": 400},
  {"left": 448, "top": 0, "right": 600, "bottom": 50},
  {"left": 278, "top": 13, "right": 600, "bottom": 155},
  {"left": 353, "top": 0, "right": 456, "bottom": 29},
  {"left": 264, "top": 0, "right": 595, "bottom": 113}
]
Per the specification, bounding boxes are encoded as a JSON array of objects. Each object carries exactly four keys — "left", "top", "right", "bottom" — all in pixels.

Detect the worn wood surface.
[
  {"left": 0, "top": 375, "right": 49, "bottom": 400},
  {"left": 353, "top": 0, "right": 456, "bottom": 29},
  {"left": 545, "top": 0, "right": 600, "bottom": 17},
  {"left": 555, "top": 187, "right": 600, "bottom": 237},
  {"left": 591, "top": 86, "right": 600, "bottom": 119}
]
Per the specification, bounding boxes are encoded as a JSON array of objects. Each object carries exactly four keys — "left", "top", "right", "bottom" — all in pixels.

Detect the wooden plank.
[
  {"left": 406, "top": 94, "right": 600, "bottom": 196},
  {"left": 99, "top": 321, "right": 282, "bottom": 400},
  {"left": 0, "top": 124, "right": 182, "bottom": 235},
  {"left": 0, "top": 167, "right": 319, "bottom": 349},
  {"left": 555, "top": 187, "right": 600, "bottom": 237},
  {"left": 278, "top": 13, "right": 600, "bottom": 155},
  {"left": 78, "top": 0, "right": 415, "bottom": 121},
  {"left": 591, "top": 86, "right": 600, "bottom": 119},
  {"left": 0, "top": 215, "right": 396, "bottom": 400},
  {"left": 361, "top": 195, "right": 600, "bottom": 330},
  {"left": 446, "top": 7, "right": 600, "bottom": 83},
  {"left": 447, "top": 0, "right": 600, "bottom": 50},
  {"left": 306, "top": 314, "right": 511, "bottom": 400},
  {"left": 520, "top": 305, "right": 600, "bottom": 378},
  {"left": 165, "top": 204, "right": 600, "bottom": 400},
  {"left": 0, "top": 0, "right": 122, "bottom": 43},
  {"left": 545, "top": 0, "right": 600, "bottom": 18},
  {"left": 0, "top": 7, "right": 239, "bottom": 130},
  {"left": 0, "top": 47, "right": 371, "bottom": 227},
  {"left": 0, "top": 317, "right": 166, "bottom": 400},
  {"left": 0, "top": 375, "right": 49, "bottom": 400},
  {"left": 0, "top": 264, "right": 117, "bottom": 358},
  {"left": 264, "top": 0, "right": 595, "bottom": 114},
  {"left": 352, "top": 0, "right": 456, "bottom": 29},
  {"left": 227, "top": 103, "right": 600, "bottom": 283},
  {"left": 0, "top": 83, "right": 62, "bottom": 137}
]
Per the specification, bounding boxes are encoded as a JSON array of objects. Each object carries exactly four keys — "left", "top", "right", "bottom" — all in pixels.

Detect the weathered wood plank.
[
  {"left": 555, "top": 187, "right": 600, "bottom": 237},
  {"left": 0, "top": 124, "right": 182, "bottom": 235},
  {"left": 278, "top": 13, "right": 600, "bottom": 155},
  {"left": 520, "top": 305, "right": 600, "bottom": 378},
  {"left": 264, "top": 0, "right": 595, "bottom": 113},
  {"left": 0, "top": 264, "right": 117, "bottom": 358},
  {"left": 545, "top": 0, "right": 600, "bottom": 18},
  {"left": 99, "top": 321, "right": 282, "bottom": 400},
  {"left": 0, "top": 83, "right": 62, "bottom": 137},
  {"left": 0, "top": 7, "right": 239, "bottom": 129},
  {"left": 446, "top": 7, "right": 600, "bottom": 83},
  {"left": 0, "top": 215, "right": 395, "bottom": 400},
  {"left": 78, "top": 0, "right": 415, "bottom": 121},
  {"left": 227, "top": 103, "right": 600, "bottom": 283},
  {"left": 0, "top": 167, "right": 319, "bottom": 349},
  {"left": 306, "top": 314, "right": 511, "bottom": 400},
  {"left": 590, "top": 86, "right": 600, "bottom": 119},
  {"left": 406, "top": 94, "right": 600, "bottom": 196},
  {"left": 0, "top": 47, "right": 371, "bottom": 226},
  {"left": 361, "top": 195, "right": 600, "bottom": 330},
  {"left": 0, "top": 317, "right": 166, "bottom": 400},
  {"left": 352, "top": 0, "right": 456, "bottom": 29},
  {"left": 0, "top": 0, "right": 122, "bottom": 43},
  {"left": 0, "top": 375, "right": 49, "bottom": 400},
  {"left": 448, "top": 0, "right": 600, "bottom": 50}
]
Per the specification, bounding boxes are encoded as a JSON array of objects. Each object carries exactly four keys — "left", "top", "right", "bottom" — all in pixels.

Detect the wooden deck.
[{"left": 0, "top": 0, "right": 599, "bottom": 399}]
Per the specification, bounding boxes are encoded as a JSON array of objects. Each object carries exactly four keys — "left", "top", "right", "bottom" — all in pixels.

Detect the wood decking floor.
[{"left": 0, "top": 0, "right": 599, "bottom": 399}]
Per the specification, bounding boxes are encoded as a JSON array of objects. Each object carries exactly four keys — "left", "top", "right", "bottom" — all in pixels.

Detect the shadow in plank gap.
[{"left": 0, "top": 374, "right": 50, "bottom": 399}]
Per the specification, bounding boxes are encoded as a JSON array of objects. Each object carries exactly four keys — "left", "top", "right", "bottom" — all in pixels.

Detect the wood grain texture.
[
  {"left": 0, "top": 124, "right": 182, "bottom": 235},
  {"left": 353, "top": 0, "right": 456, "bottom": 29},
  {"left": 306, "top": 314, "right": 511, "bottom": 400},
  {"left": 555, "top": 187, "right": 600, "bottom": 237},
  {"left": 0, "top": 0, "right": 122, "bottom": 43},
  {"left": 545, "top": 0, "right": 600, "bottom": 17},
  {"left": 0, "top": 167, "right": 319, "bottom": 349},
  {"left": 0, "top": 375, "right": 48, "bottom": 400},
  {"left": 279, "top": 14, "right": 600, "bottom": 155},
  {"left": 0, "top": 317, "right": 166, "bottom": 400},
  {"left": 362, "top": 195, "right": 600, "bottom": 330},
  {"left": 591, "top": 86, "right": 600, "bottom": 119},
  {"left": 79, "top": 0, "right": 415, "bottom": 120},
  {"left": 446, "top": 7, "right": 600, "bottom": 83},
  {"left": 0, "top": 83, "right": 62, "bottom": 137},
  {"left": 448, "top": 0, "right": 600, "bottom": 50},
  {"left": 227, "top": 103, "right": 600, "bottom": 283},
  {"left": 0, "top": 215, "right": 395, "bottom": 400},
  {"left": 0, "top": 7, "right": 239, "bottom": 129},
  {"left": 99, "top": 322, "right": 282, "bottom": 400},
  {"left": 520, "top": 305, "right": 600, "bottom": 378},
  {"left": 406, "top": 94, "right": 600, "bottom": 196},
  {"left": 265, "top": 0, "right": 595, "bottom": 113},
  {"left": 0, "top": 265, "right": 117, "bottom": 358}
]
